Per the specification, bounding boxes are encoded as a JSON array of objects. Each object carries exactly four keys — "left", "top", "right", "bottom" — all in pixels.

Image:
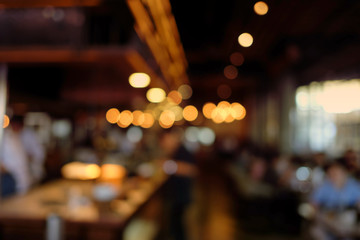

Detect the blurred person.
[
  {"left": 343, "top": 149, "right": 360, "bottom": 179},
  {"left": 311, "top": 152, "right": 327, "bottom": 189},
  {"left": 159, "top": 128, "right": 197, "bottom": 240},
  {"left": 242, "top": 157, "right": 274, "bottom": 198},
  {"left": 310, "top": 158, "right": 360, "bottom": 240},
  {"left": 229, "top": 155, "right": 275, "bottom": 199},
  {"left": 0, "top": 165, "right": 16, "bottom": 198},
  {"left": 0, "top": 115, "right": 45, "bottom": 195}
]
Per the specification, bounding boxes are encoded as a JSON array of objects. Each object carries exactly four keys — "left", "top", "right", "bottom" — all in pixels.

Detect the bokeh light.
[
  {"left": 185, "top": 126, "right": 200, "bottom": 143},
  {"left": 163, "top": 160, "right": 178, "bottom": 175},
  {"left": 231, "top": 102, "right": 246, "bottom": 120},
  {"left": 146, "top": 88, "right": 166, "bottom": 103},
  {"left": 118, "top": 110, "right": 133, "bottom": 127},
  {"left": 106, "top": 108, "right": 120, "bottom": 124},
  {"left": 217, "top": 84, "right": 232, "bottom": 99},
  {"left": 169, "top": 105, "right": 184, "bottom": 121},
  {"left": 3, "top": 114, "right": 9, "bottom": 128},
  {"left": 230, "top": 52, "right": 244, "bottom": 66},
  {"left": 218, "top": 101, "right": 231, "bottom": 109},
  {"left": 296, "top": 167, "right": 311, "bottom": 181},
  {"left": 183, "top": 105, "right": 198, "bottom": 122},
  {"left": 167, "top": 90, "right": 183, "bottom": 105},
  {"left": 159, "top": 110, "right": 175, "bottom": 128},
  {"left": 141, "top": 112, "right": 155, "bottom": 128},
  {"left": 62, "top": 162, "right": 101, "bottom": 180},
  {"left": 211, "top": 108, "right": 226, "bottom": 123},
  {"left": 132, "top": 110, "right": 145, "bottom": 126},
  {"left": 224, "top": 110, "right": 235, "bottom": 123},
  {"left": 238, "top": 33, "right": 253, "bottom": 47},
  {"left": 198, "top": 127, "right": 216, "bottom": 146},
  {"left": 126, "top": 126, "right": 143, "bottom": 143},
  {"left": 101, "top": 164, "right": 127, "bottom": 180},
  {"left": 178, "top": 84, "right": 193, "bottom": 100},
  {"left": 129, "top": 72, "right": 151, "bottom": 88},
  {"left": 224, "top": 65, "right": 238, "bottom": 79},
  {"left": 254, "top": 1, "right": 269, "bottom": 15},
  {"left": 203, "top": 102, "right": 216, "bottom": 119}
]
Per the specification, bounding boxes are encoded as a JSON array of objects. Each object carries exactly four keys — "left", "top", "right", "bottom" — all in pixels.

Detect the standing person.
[
  {"left": 0, "top": 115, "right": 45, "bottom": 196},
  {"left": 159, "top": 128, "right": 197, "bottom": 240}
]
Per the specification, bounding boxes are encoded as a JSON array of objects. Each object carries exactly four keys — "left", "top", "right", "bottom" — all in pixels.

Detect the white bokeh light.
[
  {"left": 198, "top": 127, "right": 216, "bottom": 146},
  {"left": 185, "top": 126, "right": 200, "bottom": 143},
  {"left": 126, "top": 126, "right": 143, "bottom": 143},
  {"left": 163, "top": 160, "right": 178, "bottom": 175},
  {"left": 296, "top": 167, "right": 311, "bottom": 181}
]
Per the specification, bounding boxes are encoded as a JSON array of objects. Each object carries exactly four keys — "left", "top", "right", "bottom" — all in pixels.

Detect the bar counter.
[{"left": 0, "top": 174, "right": 168, "bottom": 240}]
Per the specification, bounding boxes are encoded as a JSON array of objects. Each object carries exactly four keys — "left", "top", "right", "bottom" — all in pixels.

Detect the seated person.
[
  {"left": 310, "top": 158, "right": 360, "bottom": 240},
  {"left": 311, "top": 158, "right": 360, "bottom": 210}
]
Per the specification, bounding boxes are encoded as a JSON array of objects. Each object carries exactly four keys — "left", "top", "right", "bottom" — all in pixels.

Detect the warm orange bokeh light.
[
  {"left": 218, "top": 101, "right": 231, "bottom": 109},
  {"left": 118, "top": 110, "right": 133, "bottom": 128},
  {"left": 224, "top": 109, "right": 236, "bottom": 123},
  {"left": 238, "top": 33, "right": 253, "bottom": 47},
  {"left": 211, "top": 108, "right": 226, "bottom": 124},
  {"left": 62, "top": 162, "right": 101, "bottom": 180},
  {"left": 183, "top": 105, "right": 198, "bottom": 122},
  {"left": 169, "top": 105, "right": 184, "bottom": 121},
  {"left": 101, "top": 164, "right": 127, "bottom": 180},
  {"left": 106, "top": 108, "right": 120, "bottom": 124},
  {"left": 3, "top": 114, "right": 10, "bottom": 128},
  {"left": 141, "top": 112, "right": 155, "bottom": 128},
  {"left": 85, "top": 164, "right": 102, "bottom": 179},
  {"left": 117, "top": 121, "right": 129, "bottom": 128},
  {"left": 159, "top": 121, "right": 173, "bottom": 129},
  {"left": 159, "top": 110, "right": 175, "bottom": 128},
  {"left": 231, "top": 102, "right": 246, "bottom": 120},
  {"left": 203, "top": 102, "right": 216, "bottom": 119},
  {"left": 224, "top": 65, "right": 238, "bottom": 79},
  {"left": 132, "top": 110, "right": 145, "bottom": 126},
  {"left": 167, "top": 90, "right": 183, "bottom": 105},
  {"left": 254, "top": 1, "right": 269, "bottom": 15}
]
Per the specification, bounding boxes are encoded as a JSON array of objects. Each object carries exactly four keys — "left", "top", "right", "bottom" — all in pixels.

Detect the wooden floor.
[
  {"left": 128, "top": 156, "right": 306, "bottom": 240},
  {"left": 183, "top": 159, "right": 306, "bottom": 240},
  {"left": 185, "top": 160, "right": 239, "bottom": 240}
]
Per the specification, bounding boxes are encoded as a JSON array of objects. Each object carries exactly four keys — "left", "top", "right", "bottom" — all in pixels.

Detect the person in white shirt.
[{"left": 0, "top": 115, "right": 45, "bottom": 195}]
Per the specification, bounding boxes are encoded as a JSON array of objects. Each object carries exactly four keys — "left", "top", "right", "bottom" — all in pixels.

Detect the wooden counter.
[{"left": 0, "top": 174, "right": 168, "bottom": 240}]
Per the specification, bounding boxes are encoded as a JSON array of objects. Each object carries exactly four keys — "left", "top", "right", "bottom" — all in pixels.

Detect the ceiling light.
[
  {"left": 238, "top": 33, "right": 253, "bottom": 47},
  {"left": 203, "top": 102, "right": 216, "bottom": 119},
  {"left": 254, "top": 1, "right": 269, "bottom": 15},
  {"left": 106, "top": 108, "right": 120, "bottom": 124},
  {"left": 146, "top": 88, "right": 166, "bottom": 103},
  {"left": 183, "top": 105, "right": 198, "bottom": 122},
  {"left": 129, "top": 72, "right": 151, "bottom": 88}
]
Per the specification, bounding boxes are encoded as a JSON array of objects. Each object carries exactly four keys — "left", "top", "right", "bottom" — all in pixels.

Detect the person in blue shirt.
[
  {"left": 311, "top": 158, "right": 360, "bottom": 210},
  {"left": 310, "top": 158, "right": 360, "bottom": 240}
]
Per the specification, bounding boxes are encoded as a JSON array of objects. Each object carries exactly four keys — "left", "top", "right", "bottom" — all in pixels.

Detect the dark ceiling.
[
  {"left": 3, "top": 0, "right": 360, "bottom": 116},
  {"left": 170, "top": 0, "right": 360, "bottom": 100}
]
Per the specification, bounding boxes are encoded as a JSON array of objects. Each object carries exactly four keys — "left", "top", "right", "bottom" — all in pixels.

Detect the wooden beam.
[
  {"left": 0, "top": 0, "right": 101, "bottom": 8},
  {"left": 0, "top": 46, "right": 167, "bottom": 90},
  {"left": 0, "top": 47, "right": 131, "bottom": 63},
  {"left": 127, "top": 0, "right": 189, "bottom": 89}
]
